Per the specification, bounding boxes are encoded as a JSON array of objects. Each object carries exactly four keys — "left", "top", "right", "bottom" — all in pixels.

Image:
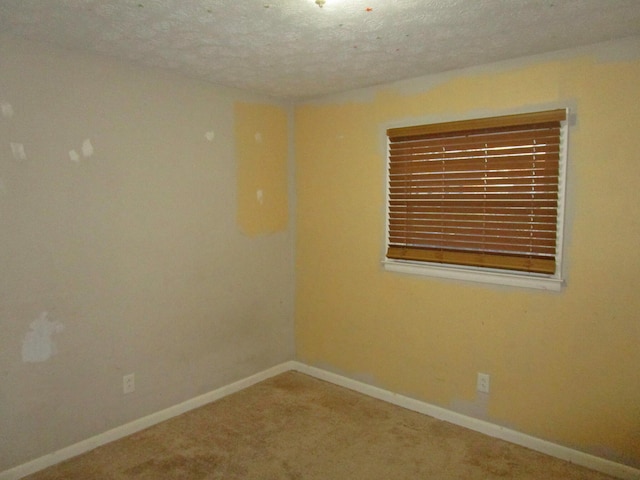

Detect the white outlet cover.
[
  {"left": 477, "top": 372, "right": 490, "bottom": 394},
  {"left": 123, "top": 373, "right": 135, "bottom": 394}
]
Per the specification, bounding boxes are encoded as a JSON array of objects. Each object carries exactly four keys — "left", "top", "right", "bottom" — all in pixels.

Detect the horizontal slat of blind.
[
  {"left": 389, "top": 134, "right": 560, "bottom": 158},
  {"left": 390, "top": 130, "right": 560, "bottom": 151},
  {"left": 389, "top": 177, "right": 558, "bottom": 188},
  {"left": 386, "top": 110, "right": 565, "bottom": 275}
]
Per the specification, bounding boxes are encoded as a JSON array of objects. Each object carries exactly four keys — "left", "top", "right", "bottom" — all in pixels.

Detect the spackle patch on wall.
[
  {"left": 205, "top": 130, "right": 215, "bottom": 142},
  {"left": 1, "top": 102, "right": 14, "bottom": 118},
  {"left": 10, "top": 142, "right": 27, "bottom": 161},
  {"left": 69, "top": 139, "right": 95, "bottom": 162},
  {"left": 22, "top": 312, "right": 65, "bottom": 363},
  {"left": 82, "top": 138, "right": 94, "bottom": 158}
]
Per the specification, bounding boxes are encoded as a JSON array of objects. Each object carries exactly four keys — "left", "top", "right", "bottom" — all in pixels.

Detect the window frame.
[{"left": 382, "top": 109, "right": 569, "bottom": 291}]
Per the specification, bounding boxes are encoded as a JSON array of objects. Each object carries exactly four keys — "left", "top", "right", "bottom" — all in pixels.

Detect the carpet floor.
[{"left": 23, "top": 371, "right": 617, "bottom": 479}]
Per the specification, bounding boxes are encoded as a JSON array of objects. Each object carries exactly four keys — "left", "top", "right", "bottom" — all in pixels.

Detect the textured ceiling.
[{"left": 1, "top": 0, "right": 640, "bottom": 100}]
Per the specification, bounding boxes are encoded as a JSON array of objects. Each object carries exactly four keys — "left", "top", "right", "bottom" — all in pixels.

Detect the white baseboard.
[
  {"left": 0, "top": 361, "right": 296, "bottom": 480},
  {"left": 2, "top": 360, "right": 638, "bottom": 480},
  {"left": 291, "top": 361, "right": 640, "bottom": 480}
]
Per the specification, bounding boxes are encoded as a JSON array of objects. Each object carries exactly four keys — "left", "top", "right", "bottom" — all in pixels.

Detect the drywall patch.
[
  {"left": 10, "top": 142, "right": 27, "bottom": 161},
  {"left": 22, "top": 312, "right": 65, "bottom": 363},
  {"left": 254, "top": 132, "right": 263, "bottom": 143},
  {"left": 1, "top": 102, "right": 14, "bottom": 118},
  {"left": 204, "top": 130, "right": 215, "bottom": 142},
  {"left": 256, "top": 189, "right": 264, "bottom": 205}
]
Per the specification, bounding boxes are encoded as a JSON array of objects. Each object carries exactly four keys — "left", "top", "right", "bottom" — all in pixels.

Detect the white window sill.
[{"left": 383, "top": 259, "right": 564, "bottom": 292}]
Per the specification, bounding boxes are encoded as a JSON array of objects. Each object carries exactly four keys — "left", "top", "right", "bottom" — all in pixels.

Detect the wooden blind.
[{"left": 386, "top": 109, "right": 566, "bottom": 275}]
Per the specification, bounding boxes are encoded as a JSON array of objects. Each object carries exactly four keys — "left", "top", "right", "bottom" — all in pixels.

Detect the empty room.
[{"left": 1, "top": 1, "right": 639, "bottom": 479}]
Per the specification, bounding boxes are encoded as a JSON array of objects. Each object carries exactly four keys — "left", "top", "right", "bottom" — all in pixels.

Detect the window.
[{"left": 384, "top": 109, "right": 568, "bottom": 290}]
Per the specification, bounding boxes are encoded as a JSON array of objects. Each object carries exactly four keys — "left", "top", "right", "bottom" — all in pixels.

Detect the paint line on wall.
[
  {"left": 21, "top": 312, "right": 65, "bottom": 363},
  {"left": 204, "top": 130, "right": 215, "bottom": 142},
  {"left": 10, "top": 142, "right": 27, "bottom": 161},
  {"left": 1, "top": 102, "right": 14, "bottom": 118}
]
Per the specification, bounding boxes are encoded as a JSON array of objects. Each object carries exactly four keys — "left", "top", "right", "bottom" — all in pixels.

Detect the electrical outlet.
[
  {"left": 123, "top": 373, "right": 135, "bottom": 394},
  {"left": 477, "top": 372, "right": 490, "bottom": 394}
]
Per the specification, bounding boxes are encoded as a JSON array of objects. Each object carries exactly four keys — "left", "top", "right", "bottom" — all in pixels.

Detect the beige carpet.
[{"left": 24, "top": 371, "right": 616, "bottom": 480}]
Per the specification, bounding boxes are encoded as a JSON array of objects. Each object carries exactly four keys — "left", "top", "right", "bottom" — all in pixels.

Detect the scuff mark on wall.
[{"left": 22, "top": 312, "right": 65, "bottom": 363}]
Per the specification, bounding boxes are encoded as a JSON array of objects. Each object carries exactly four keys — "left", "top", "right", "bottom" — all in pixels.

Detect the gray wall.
[{"left": 0, "top": 36, "right": 295, "bottom": 470}]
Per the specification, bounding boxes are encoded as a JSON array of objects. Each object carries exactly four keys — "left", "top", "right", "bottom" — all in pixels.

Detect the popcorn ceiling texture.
[{"left": 1, "top": 0, "right": 640, "bottom": 99}]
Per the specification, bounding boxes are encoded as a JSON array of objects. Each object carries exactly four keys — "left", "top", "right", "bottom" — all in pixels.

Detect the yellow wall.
[
  {"left": 235, "top": 102, "right": 289, "bottom": 236},
  {"left": 295, "top": 41, "right": 640, "bottom": 467}
]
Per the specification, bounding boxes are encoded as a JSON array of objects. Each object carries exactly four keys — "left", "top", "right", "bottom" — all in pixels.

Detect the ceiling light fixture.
[{"left": 315, "top": 0, "right": 326, "bottom": 7}]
